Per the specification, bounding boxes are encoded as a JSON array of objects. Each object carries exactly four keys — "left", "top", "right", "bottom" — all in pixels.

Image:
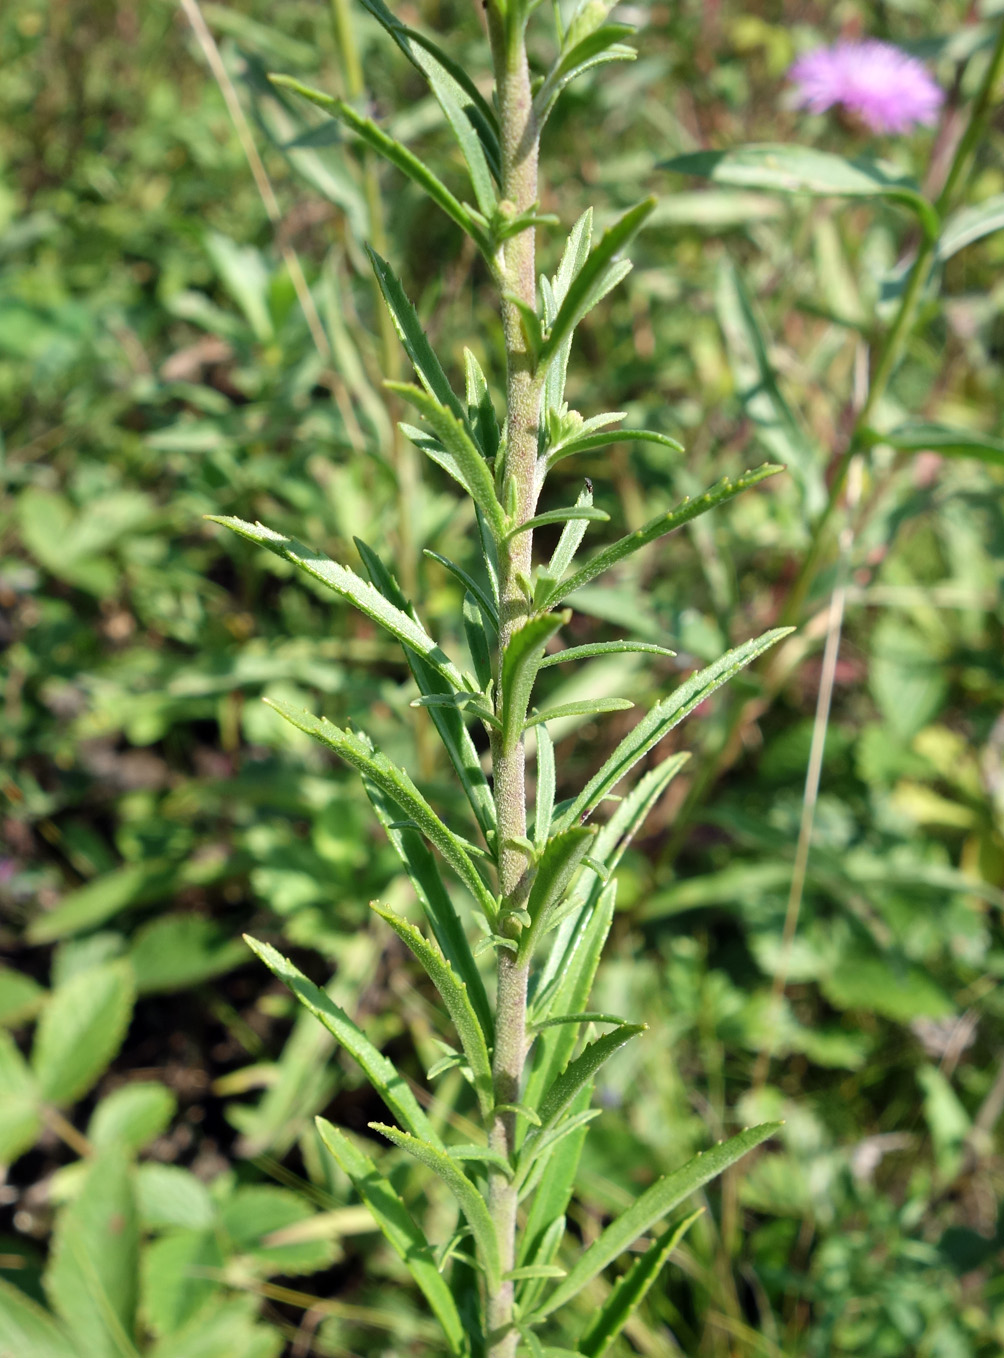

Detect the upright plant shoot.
[{"left": 213, "top": 0, "right": 787, "bottom": 1352}]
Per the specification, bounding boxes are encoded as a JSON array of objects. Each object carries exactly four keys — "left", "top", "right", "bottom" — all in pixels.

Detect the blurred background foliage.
[{"left": 2, "top": 0, "right": 1004, "bottom": 1354}]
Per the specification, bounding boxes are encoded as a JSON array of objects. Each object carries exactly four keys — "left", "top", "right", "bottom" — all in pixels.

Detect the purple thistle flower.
[{"left": 788, "top": 40, "right": 944, "bottom": 135}]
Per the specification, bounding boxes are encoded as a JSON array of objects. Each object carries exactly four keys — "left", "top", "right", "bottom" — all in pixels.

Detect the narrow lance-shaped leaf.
[
  {"left": 531, "top": 1025, "right": 645, "bottom": 1139},
  {"left": 862, "top": 423, "right": 1004, "bottom": 468},
  {"left": 537, "top": 199, "right": 656, "bottom": 374},
  {"left": 315, "top": 1119, "right": 465, "bottom": 1356},
  {"left": 371, "top": 1122, "right": 502, "bottom": 1291},
  {"left": 371, "top": 903, "right": 494, "bottom": 1118},
  {"left": 534, "top": 723, "right": 556, "bottom": 851},
  {"left": 936, "top": 193, "right": 1004, "bottom": 263},
  {"left": 367, "top": 249, "right": 467, "bottom": 420},
  {"left": 544, "top": 481, "right": 596, "bottom": 590},
  {"left": 354, "top": 0, "right": 498, "bottom": 211},
  {"left": 507, "top": 505, "right": 610, "bottom": 539},
  {"left": 534, "top": 24, "right": 637, "bottom": 129},
  {"left": 270, "top": 76, "right": 492, "bottom": 255},
  {"left": 389, "top": 382, "right": 508, "bottom": 540},
  {"left": 663, "top": 144, "right": 940, "bottom": 239},
  {"left": 356, "top": 537, "right": 496, "bottom": 843},
  {"left": 556, "top": 629, "right": 792, "bottom": 831},
  {"left": 525, "top": 697, "right": 634, "bottom": 730},
  {"left": 263, "top": 699, "right": 498, "bottom": 922},
  {"left": 246, "top": 938, "right": 442, "bottom": 1147},
  {"left": 544, "top": 210, "right": 593, "bottom": 414},
  {"left": 464, "top": 592, "right": 495, "bottom": 692},
  {"left": 364, "top": 780, "right": 493, "bottom": 1041},
  {"left": 500, "top": 612, "right": 569, "bottom": 751},
  {"left": 209, "top": 517, "right": 466, "bottom": 691},
  {"left": 578, "top": 1209, "right": 702, "bottom": 1357},
  {"left": 539, "top": 640, "right": 675, "bottom": 669},
  {"left": 530, "top": 1123, "right": 782, "bottom": 1320},
  {"left": 517, "top": 827, "right": 595, "bottom": 961},
  {"left": 464, "top": 346, "right": 501, "bottom": 459},
  {"left": 716, "top": 261, "right": 824, "bottom": 513},
  {"left": 546, "top": 427, "right": 684, "bottom": 472},
  {"left": 546, "top": 464, "right": 784, "bottom": 606}
]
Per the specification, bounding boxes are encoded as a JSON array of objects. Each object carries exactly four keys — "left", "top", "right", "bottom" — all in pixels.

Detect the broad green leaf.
[
  {"left": 539, "top": 641, "right": 675, "bottom": 669},
  {"left": 425, "top": 549, "right": 499, "bottom": 630},
  {"left": 0, "top": 1030, "right": 41, "bottom": 1166},
  {"left": 263, "top": 699, "right": 497, "bottom": 919},
  {"left": 546, "top": 482, "right": 595, "bottom": 585},
  {"left": 209, "top": 517, "right": 465, "bottom": 690},
  {"left": 534, "top": 1026, "right": 644, "bottom": 1133},
  {"left": 937, "top": 193, "right": 1004, "bottom": 262},
  {"left": 0, "top": 966, "right": 45, "bottom": 1026},
  {"left": 371, "top": 903, "right": 494, "bottom": 1117},
  {"left": 538, "top": 200, "right": 656, "bottom": 374},
  {"left": 316, "top": 1118, "right": 466, "bottom": 1355},
  {"left": 664, "top": 144, "right": 939, "bottom": 238},
  {"left": 578, "top": 1209, "right": 702, "bottom": 1356},
  {"left": 136, "top": 1164, "right": 215, "bottom": 1231},
  {"left": 129, "top": 914, "right": 246, "bottom": 994},
  {"left": 535, "top": 24, "right": 637, "bottom": 127},
  {"left": 32, "top": 960, "right": 134, "bottom": 1107},
  {"left": 367, "top": 248, "right": 467, "bottom": 419},
  {"left": 500, "top": 612, "right": 569, "bottom": 750},
  {"left": 365, "top": 781, "right": 493, "bottom": 1038},
  {"left": 556, "top": 629, "right": 791, "bottom": 830},
  {"left": 464, "top": 347, "right": 501, "bottom": 458},
  {"left": 141, "top": 1230, "right": 223, "bottom": 1339},
  {"left": 548, "top": 465, "right": 784, "bottom": 606},
  {"left": 863, "top": 422, "right": 1004, "bottom": 468},
  {"left": 370, "top": 1122, "right": 502, "bottom": 1291},
  {"left": 525, "top": 697, "right": 634, "bottom": 728},
  {"left": 716, "top": 262, "right": 823, "bottom": 512},
  {"left": 532, "top": 1123, "right": 781, "bottom": 1319},
  {"left": 389, "top": 382, "right": 507, "bottom": 537},
  {"left": 45, "top": 1152, "right": 139, "bottom": 1358},
  {"left": 146, "top": 1296, "right": 282, "bottom": 1358},
  {"left": 534, "top": 724, "right": 556, "bottom": 850},
  {"left": 508, "top": 505, "right": 610, "bottom": 538},
  {"left": 544, "top": 210, "right": 593, "bottom": 413},
  {"left": 203, "top": 232, "right": 273, "bottom": 343},
  {"left": 245, "top": 937, "right": 442, "bottom": 1147},
  {"left": 270, "top": 77, "right": 491, "bottom": 254},
  {"left": 354, "top": 0, "right": 497, "bottom": 211},
  {"left": 220, "top": 1185, "right": 335, "bottom": 1276},
  {"left": 545, "top": 426, "right": 684, "bottom": 471},
  {"left": 88, "top": 1083, "right": 176, "bottom": 1155},
  {"left": 0, "top": 1279, "right": 76, "bottom": 1358},
  {"left": 517, "top": 827, "right": 595, "bottom": 961},
  {"left": 356, "top": 537, "right": 496, "bottom": 842}
]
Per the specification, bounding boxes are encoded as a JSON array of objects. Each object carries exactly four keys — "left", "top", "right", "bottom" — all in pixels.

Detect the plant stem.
[{"left": 485, "top": 10, "right": 541, "bottom": 1355}]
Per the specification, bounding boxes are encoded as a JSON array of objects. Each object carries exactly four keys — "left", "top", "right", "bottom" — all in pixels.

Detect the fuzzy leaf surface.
[
  {"left": 500, "top": 612, "right": 569, "bottom": 750},
  {"left": 539, "top": 641, "right": 675, "bottom": 669},
  {"left": 546, "top": 427, "right": 683, "bottom": 471},
  {"left": 245, "top": 938, "right": 442, "bottom": 1146},
  {"left": 316, "top": 1119, "right": 465, "bottom": 1355},
  {"left": 518, "top": 827, "right": 595, "bottom": 961}
]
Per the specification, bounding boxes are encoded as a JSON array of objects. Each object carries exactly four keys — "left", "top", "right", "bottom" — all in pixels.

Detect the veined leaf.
[
  {"left": 500, "top": 612, "right": 569, "bottom": 751},
  {"left": 356, "top": 537, "right": 496, "bottom": 842},
  {"left": 517, "top": 827, "right": 595, "bottom": 961},
  {"left": 937, "top": 193, "right": 1004, "bottom": 262},
  {"left": 370, "top": 1123, "right": 502, "bottom": 1291},
  {"left": 545, "top": 426, "right": 684, "bottom": 471},
  {"left": 716, "top": 261, "right": 823, "bottom": 513},
  {"left": 579, "top": 1209, "right": 702, "bottom": 1356},
  {"left": 389, "top": 382, "right": 507, "bottom": 538},
  {"left": 355, "top": 0, "right": 498, "bottom": 211},
  {"left": 32, "top": 960, "right": 134, "bottom": 1107},
  {"left": 371, "top": 904, "right": 494, "bottom": 1118},
  {"left": 210, "top": 518, "right": 465, "bottom": 690},
  {"left": 0, "top": 1278, "right": 76, "bottom": 1358},
  {"left": 464, "top": 347, "right": 501, "bottom": 459},
  {"left": 315, "top": 1119, "right": 465, "bottom": 1355},
  {"left": 538, "top": 200, "right": 655, "bottom": 375},
  {"left": 270, "top": 76, "right": 492, "bottom": 254},
  {"left": 535, "top": 24, "right": 637, "bottom": 127},
  {"left": 534, "top": 724, "right": 556, "bottom": 851},
  {"left": 531, "top": 1123, "right": 781, "bottom": 1320},
  {"left": 263, "top": 700, "right": 497, "bottom": 920},
  {"left": 508, "top": 505, "right": 609, "bottom": 539},
  {"left": 525, "top": 697, "right": 634, "bottom": 728},
  {"left": 556, "top": 629, "right": 791, "bottom": 830},
  {"left": 246, "top": 938, "right": 443, "bottom": 1147},
  {"left": 664, "top": 144, "right": 939, "bottom": 239},
  {"left": 539, "top": 641, "right": 675, "bottom": 669},
  {"left": 544, "top": 211, "right": 593, "bottom": 414},
  {"left": 367, "top": 249, "right": 466, "bottom": 419},
  {"left": 863, "top": 422, "right": 1004, "bottom": 468},
  {"left": 547, "top": 465, "right": 784, "bottom": 605}
]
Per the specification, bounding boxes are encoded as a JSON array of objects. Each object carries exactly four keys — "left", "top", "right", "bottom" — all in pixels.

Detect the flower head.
[{"left": 788, "top": 40, "right": 943, "bottom": 135}]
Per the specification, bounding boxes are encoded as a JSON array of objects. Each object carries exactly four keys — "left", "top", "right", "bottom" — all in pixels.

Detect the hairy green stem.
[{"left": 485, "top": 10, "right": 540, "bottom": 1355}]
